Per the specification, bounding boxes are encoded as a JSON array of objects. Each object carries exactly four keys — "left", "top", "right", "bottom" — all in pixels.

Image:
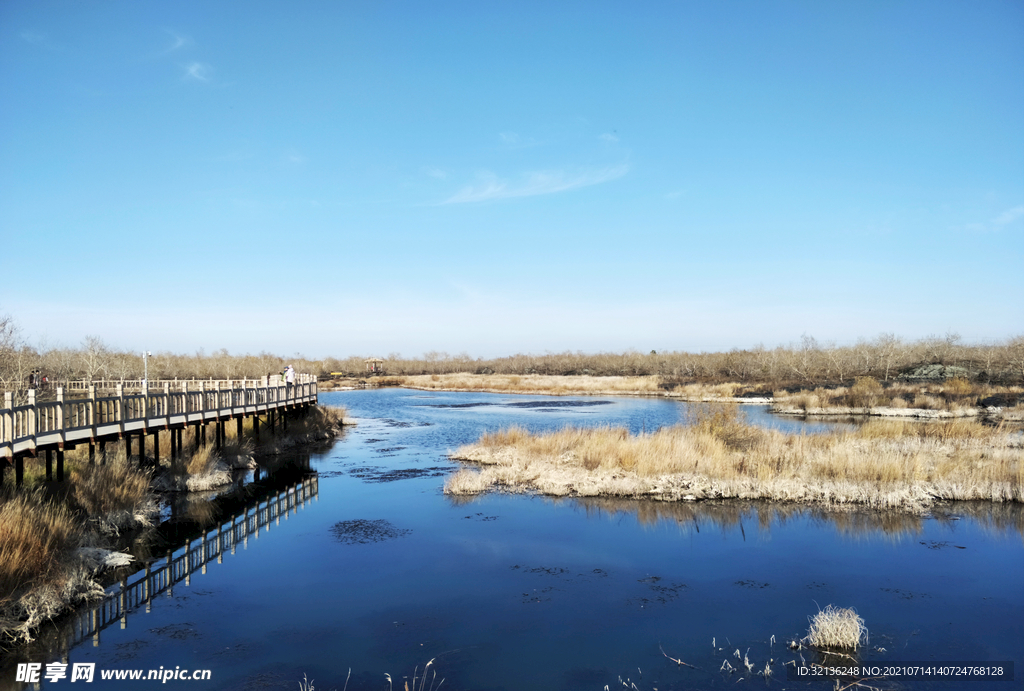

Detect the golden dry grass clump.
[
  {"left": 806, "top": 605, "right": 868, "bottom": 649},
  {"left": 185, "top": 444, "right": 220, "bottom": 476},
  {"left": 0, "top": 490, "right": 80, "bottom": 603},
  {"left": 291, "top": 404, "right": 347, "bottom": 435},
  {"left": 69, "top": 459, "right": 151, "bottom": 517}
]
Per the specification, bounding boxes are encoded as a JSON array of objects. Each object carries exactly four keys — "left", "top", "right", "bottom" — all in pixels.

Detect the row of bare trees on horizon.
[
  {"left": 346, "top": 333, "right": 1024, "bottom": 386},
  {"left": 2, "top": 313, "right": 1023, "bottom": 392}
]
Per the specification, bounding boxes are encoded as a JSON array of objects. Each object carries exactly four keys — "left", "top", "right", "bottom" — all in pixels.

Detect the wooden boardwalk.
[{"left": 1, "top": 376, "right": 318, "bottom": 485}]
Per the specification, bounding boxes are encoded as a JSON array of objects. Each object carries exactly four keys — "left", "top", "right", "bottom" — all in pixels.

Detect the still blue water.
[{"left": 18, "top": 389, "right": 1024, "bottom": 690}]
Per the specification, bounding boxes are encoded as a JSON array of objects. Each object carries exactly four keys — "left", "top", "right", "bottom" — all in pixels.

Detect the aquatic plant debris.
[{"left": 330, "top": 519, "right": 412, "bottom": 544}]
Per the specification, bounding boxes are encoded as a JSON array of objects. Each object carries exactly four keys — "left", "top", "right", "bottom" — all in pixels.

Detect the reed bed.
[
  {"left": 446, "top": 406, "right": 1023, "bottom": 510},
  {"left": 391, "top": 373, "right": 664, "bottom": 396}
]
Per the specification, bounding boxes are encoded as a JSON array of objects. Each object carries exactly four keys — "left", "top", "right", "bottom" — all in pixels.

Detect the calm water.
[{"left": 5, "top": 389, "right": 1022, "bottom": 690}]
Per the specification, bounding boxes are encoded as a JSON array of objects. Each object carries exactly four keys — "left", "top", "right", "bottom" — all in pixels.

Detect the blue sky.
[{"left": 1, "top": 1, "right": 1022, "bottom": 359}]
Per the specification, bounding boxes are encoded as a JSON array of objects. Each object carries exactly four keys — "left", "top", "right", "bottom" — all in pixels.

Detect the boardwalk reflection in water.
[{"left": 0, "top": 473, "right": 318, "bottom": 690}]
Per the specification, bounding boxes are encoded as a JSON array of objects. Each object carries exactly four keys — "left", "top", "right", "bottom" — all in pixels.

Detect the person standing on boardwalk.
[{"left": 285, "top": 364, "right": 295, "bottom": 389}]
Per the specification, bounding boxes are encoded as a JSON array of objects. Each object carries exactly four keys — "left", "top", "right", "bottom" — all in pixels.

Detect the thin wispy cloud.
[
  {"left": 992, "top": 205, "right": 1024, "bottom": 226},
  {"left": 964, "top": 204, "right": 1024, "bottom": 233},
  {"left": 441, "top": 165, "right": 629, "bottom": 204},
  {"left": 599, "top": 132, "right": 619, "bottom": 143},
  {"left": 183, "top": 62, "right": 211, "bottom": 82},
  {"left": 20, "top": 31, "right": 60, "bottom": 50},
  {"left": 163, "top": 30, "right": 192, "bottom": 53},
  {"left": 498, "top": 131, "right": 541, "bottom": 148},
  {"left": 425, "top": 167, "right": 448, "bottom": 180}
]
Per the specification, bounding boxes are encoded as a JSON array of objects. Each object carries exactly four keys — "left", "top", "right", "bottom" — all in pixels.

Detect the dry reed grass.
[
  {"left": 805, "top": 605, "right": 868, "bottom": 649},
  {"left": 447, "top": 405, "right": 1023, "bottom": 509},
  {"left": 184, "top": 444, "right": 220, "bottom": 476},
  {"left": 394, "top": 373, "right": 663, "bottom": 396},
  {"left": 290, "top": 404, "right": 347, "bottom": 435},
  {"left": 0, "top": 490, "right": 80, "bottom": 603},
  {"left": 68, "top": 458, "right": 153, "bottom": 534},
  {"left": 0, "top": 489, "right": 108, "bottom": 645}
]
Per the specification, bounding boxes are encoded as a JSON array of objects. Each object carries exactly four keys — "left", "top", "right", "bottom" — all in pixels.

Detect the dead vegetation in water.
[
  {"left": 446, "top": 404, "right": 1023, "bottom": 510},
  {"left": 805, "top": 605, "right": 868, "bottom": 649}
]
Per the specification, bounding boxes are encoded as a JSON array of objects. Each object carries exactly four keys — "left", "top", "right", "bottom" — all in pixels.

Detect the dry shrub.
[
  {"left": 444, "top": 469, "right": 491, "bottom": 495},
  {"left": 847, "top": 376, "right": 883, "bottom": 408},
  {"left": 806, "top": 605, "right": 867, "bottom": 649},
  {"left": 687, "top": 403, "right": 764, "bottom": 451},
  {"left": 0, "top": 490, "right": 80, "bottom": 602},
  {"left": 943, "top": 376, "right": 975, "bottom": 397},
  {"left": 69, "top": 460, "right": 151, "bottom": 518},
  {"left": 792, "top": 392, "right": 820, "bottom": 411},
  {"left": 186, "top": 444, "right": 220, "bottom": 476},
  {"left": 913, "top": 394, "right": 944, "bottom": 410}
]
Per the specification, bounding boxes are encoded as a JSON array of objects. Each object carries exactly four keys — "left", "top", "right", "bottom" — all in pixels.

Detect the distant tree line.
[
  {"left": 1, "top": 310, "right": 1022, "bottom": 393},
  {"left": 327, "top": 333, "right": 1024, "bottom": 387}
]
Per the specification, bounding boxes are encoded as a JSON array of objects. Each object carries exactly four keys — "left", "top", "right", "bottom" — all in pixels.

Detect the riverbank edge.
[
  {"left": 446, "top": 447, "right": 1023, "bottom": 513},
  {"left": 0, "top": 410, "right": 353, "bottom": 649}
]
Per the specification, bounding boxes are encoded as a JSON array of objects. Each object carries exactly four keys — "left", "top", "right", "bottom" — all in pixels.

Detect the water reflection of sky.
[{"left": 35, "top": 388, "right": 1023, "bottom": 691}]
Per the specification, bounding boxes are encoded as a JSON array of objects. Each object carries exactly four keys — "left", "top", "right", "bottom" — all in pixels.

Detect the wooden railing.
[
  {"left": 63, "top": 476, "right": 318, "bottom": 650},
  {"left": 1, "top": 377, "right": 318, "bottom": 459},
  {"left": 53, "top": 374, "right": 312, "bottom": 393}
]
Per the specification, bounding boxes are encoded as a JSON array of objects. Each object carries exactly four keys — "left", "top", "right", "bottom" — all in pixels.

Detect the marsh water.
[{"left": 6, "top": 389, "right": 1023, "bottom": 690}]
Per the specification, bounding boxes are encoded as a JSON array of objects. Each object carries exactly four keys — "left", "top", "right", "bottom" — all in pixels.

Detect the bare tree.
[
  {"left": 79, "top": 336, "right": 111, "bottom": 381},
  {"left": 1005, "top": 336, "right": 1024, "bottom": 381},
  {"left": 873, "top": 333, "right": 902, "bottom": 381}
]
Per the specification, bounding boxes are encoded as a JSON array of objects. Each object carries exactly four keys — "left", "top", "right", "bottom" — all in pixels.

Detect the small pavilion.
[{"left": 364, "top": 358, "right": 385, "bottom": 374}]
